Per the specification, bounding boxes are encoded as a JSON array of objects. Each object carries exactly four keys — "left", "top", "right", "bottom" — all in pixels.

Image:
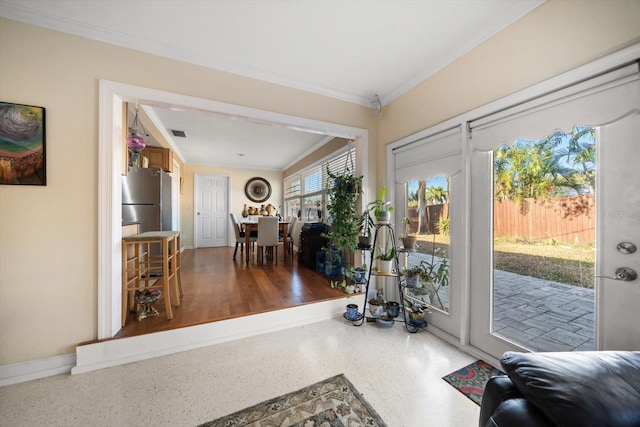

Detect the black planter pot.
[
  {"left": 358, "top": 235, "right": 372, "bottom": 249},
  {"left": 385, "top": 301, "right": 400, "bottom": 318}
]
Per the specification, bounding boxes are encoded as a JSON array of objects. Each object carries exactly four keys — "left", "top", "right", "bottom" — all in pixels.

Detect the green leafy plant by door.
[{"left": 324, "top": 165, "right": 362, "bottom": 280}]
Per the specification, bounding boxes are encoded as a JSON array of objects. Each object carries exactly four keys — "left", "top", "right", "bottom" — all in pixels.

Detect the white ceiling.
[
  {"left": 142, "top": 105, "right": 334, "bottom": 170},
  {"left": 0, "top": 0, "right": 544, "bottom": 169}
]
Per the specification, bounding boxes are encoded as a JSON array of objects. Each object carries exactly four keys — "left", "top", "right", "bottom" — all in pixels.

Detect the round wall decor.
[{"left": 245, "top": 177, "right": 272, "bottom": 203}]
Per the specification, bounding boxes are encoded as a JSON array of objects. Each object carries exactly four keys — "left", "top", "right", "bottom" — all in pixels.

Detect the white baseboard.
[
  {"left": 73, "top": 298, "right": 348, "bottom": 375},
  {"left": 1, "top": 301, "right": 496, "bottom": 386},
  {"left": 0, "top": 299, "right": 347, "bottom": 386},
  {"left": 0, "top": 352, "right": 76, "bottom": 387}
]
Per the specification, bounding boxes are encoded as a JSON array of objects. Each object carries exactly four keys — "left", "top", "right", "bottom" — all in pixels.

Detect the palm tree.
[
  {"left": 538, "top": 126, "right": 596, "bottom": 194},
  {"left": 494, "top": 143, "right": 556, "bottom": 203},
  {"left": 493, "top": 126, "right": 596, "bottom": 204},
  {"left": 425, "top": 185, "right": 448, "bottom": 205},
  {"left": 494, "top": 145, "right": 513, "bottom": 201},
  {"left": 417, "top": 180, "right": 428, "bottom": 234},
  {"left": 407, "top": 187, "right": 418, "bottom": 207}
]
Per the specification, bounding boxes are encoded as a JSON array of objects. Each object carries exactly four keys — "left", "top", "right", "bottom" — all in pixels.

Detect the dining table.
[{"left": 241, "top": 219, "right": 290, "bottom": 264}]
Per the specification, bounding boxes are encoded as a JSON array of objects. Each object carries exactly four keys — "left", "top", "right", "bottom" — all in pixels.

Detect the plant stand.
[{"left": 349, "top": 223, "right": 425, "bottom": 333}]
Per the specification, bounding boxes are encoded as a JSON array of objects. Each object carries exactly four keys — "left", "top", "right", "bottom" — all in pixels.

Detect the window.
[{"left": 284, "top": 148, "right": 354, "bottom": 223}]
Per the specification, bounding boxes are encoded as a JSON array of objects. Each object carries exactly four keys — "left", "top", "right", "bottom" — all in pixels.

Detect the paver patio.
[{"left": 405, "top": 253, "right": 595, "bottom": 352}]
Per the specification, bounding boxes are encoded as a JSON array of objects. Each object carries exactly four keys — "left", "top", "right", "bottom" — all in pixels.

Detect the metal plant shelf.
[{"left": 348, "top": 223, "right": 425, "bottom": 333}]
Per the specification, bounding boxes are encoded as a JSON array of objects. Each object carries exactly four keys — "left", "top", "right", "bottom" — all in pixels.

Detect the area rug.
[
  {"left": 442, "top": 360, "right": 505, "bottom": 406},
  {"left": 198, "top": 374, "right": 387, "bottom": 426}
]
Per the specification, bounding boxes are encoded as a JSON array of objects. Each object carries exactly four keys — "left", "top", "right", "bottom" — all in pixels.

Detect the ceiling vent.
[{"left": 170, "top": 129, "right": 187, "bottom": 138}]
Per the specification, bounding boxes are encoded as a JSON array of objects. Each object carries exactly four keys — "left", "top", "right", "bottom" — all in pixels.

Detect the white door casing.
[
  {"left": 99, "top": 80, "right": 369, "bottom": 342},
  {"left": 195, "top": 173, "right": 228, "bottom": 248},
  {"left": 171, "top": 161, "right": 181, "bottom": 232}
]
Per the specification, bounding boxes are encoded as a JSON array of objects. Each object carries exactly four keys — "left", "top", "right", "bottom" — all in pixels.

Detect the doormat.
[
  {"left": 198, "top": 374, "right": 387, "bottom": 426},
  {"left": 442, "top": 360, "right": 504, "bottom": 406}
]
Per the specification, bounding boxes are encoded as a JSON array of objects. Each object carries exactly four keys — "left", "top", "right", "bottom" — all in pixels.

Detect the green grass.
[{"left": 414, "top": 235, "right": 595, "bottom": 288}]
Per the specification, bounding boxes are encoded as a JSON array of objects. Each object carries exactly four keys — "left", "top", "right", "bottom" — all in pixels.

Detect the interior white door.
[
  {"left": 596, "top": 113, "right": 640, "bottom": 350},
  {"left": 195, "top": 173, "right": 228, "bottom": 248}
]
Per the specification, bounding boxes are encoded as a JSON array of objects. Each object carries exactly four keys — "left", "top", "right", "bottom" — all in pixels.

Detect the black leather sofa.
[{"left": 479, "top": 351, "right": 640, "bottom": 427}]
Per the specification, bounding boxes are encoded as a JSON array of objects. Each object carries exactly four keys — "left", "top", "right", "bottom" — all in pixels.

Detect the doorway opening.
[{"left": 98, "top": 80, "right": 369, "bottom": 340}]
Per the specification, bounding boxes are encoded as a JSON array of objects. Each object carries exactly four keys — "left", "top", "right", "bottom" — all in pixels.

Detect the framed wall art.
[
  {"left": 245, "top": 177, "right": 271, "bottom": 203},
  {"left": 0, "top": 101, "right": 46, "bottom": 185}
]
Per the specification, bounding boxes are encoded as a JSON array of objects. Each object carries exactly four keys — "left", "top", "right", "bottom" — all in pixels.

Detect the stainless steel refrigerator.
[{"left": 122, "top": 167, "right": 172, "bottom": 232}]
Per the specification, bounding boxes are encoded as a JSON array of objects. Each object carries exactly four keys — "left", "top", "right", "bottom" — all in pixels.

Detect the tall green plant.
[{"left": 324, "top": 166, "right": 362, "bottom": 276}]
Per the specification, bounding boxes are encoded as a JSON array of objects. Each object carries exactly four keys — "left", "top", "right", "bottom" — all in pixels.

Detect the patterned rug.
[
  {"left": 442, "top": 360, "right": 505, "bottom": 406},
  {"left": 198, "top": 374, "right": 387, "bottom": 426}
]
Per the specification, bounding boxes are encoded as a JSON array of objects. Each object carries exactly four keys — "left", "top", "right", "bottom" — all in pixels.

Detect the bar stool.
[{"left": 121, "top": 231, "right": 183, "bottom": 326}]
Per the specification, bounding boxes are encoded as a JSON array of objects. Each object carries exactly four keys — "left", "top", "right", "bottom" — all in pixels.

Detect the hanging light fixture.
[{"left": 126, "top": 106, "right": 147, "bottom": 152}]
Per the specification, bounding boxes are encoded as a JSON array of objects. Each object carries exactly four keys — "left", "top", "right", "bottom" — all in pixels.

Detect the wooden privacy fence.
[
  {"left": 494, "top": 195, "right": 595, "bottom": 244},
  {"left": 408, "top": 195, "right": 595, "bottom": 244},
  {"left": 407, "top": 204, "right": 449, "bottom": 235}
]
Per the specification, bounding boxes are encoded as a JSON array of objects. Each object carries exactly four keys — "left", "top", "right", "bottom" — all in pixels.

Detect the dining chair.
[
  {"left": 256, "top": 216, "right": 279, "bottom": 264},
  {"left": 279, "top": 216, "right": 291, "bottom": 240},
  {"left": 286, "top": 216, "right": 298, "bottom": 257},
  {"left": 230, "top": 213, "right": 256, "bottom": 260}
]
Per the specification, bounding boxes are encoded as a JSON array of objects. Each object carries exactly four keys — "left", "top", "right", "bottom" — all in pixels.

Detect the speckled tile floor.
[{"left": 0, "top": 318, "right": 480, "bottom": 426}]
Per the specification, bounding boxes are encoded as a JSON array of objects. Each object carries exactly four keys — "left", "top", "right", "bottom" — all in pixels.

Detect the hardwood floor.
[{"left": 115, "top": 246, "right": 346, "bottom": 339}]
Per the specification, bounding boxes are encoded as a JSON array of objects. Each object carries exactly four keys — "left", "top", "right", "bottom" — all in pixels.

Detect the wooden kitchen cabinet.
[{"left": 142, "top": 146, "right": 173, "bottom": 172}]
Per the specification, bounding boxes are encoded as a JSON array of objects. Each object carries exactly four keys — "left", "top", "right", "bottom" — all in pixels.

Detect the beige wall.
[
  {"left": 0, "top": 18, "right": 372, "bottom": 364},
  {"left": 0, "top": 0, "right": 639, "bottom": 366},
  {"left": 377, "top": 0, "right": 640, "bottom": 181},
  {"left": 182, "top": 165, "right": 283, "bottom": 248}
]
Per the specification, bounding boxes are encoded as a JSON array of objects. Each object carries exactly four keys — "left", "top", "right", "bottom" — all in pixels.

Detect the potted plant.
[
  {"left": 368, "top": 289, "right": 386, "bottom": 317},
  {"left": 358, "top": 210, "right": 375, "bottom": 249},
  {"left": 367, "top": 186, "right": 394, "bottom": 223},
  {"left": 350, "top": 264, "right": 368, "bottom": 284},
  {"left": 375, "top": 244, "right": 396, "bottom": 274},
  {"left": 323, "top": 245, "right": 342, "bottom": 278},
  {"left": 402, "top": 264, "right": 423, "bottom": 288},
  {"left": 400, "top": 217, "right": 417, "bottom": 251},
  {"left": 323, "top": 166, "right": 363, "bottom": 281},
  {"left": 406, "top": 301, "right": 429, "bottom": 327},
  {"left": 385, "top": 300, "right": 400, "bottom": 318},
  {"left": 402, "top": 256, "right": 449, "bottom": 311}
]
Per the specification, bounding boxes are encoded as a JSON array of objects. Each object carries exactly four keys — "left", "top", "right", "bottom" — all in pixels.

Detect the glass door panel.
[
  {"left": 491, "top": 127, "right": 596, "bottom": 351},
  {"left": 403, "top": 177, "right": 451, "bottom": 314}
]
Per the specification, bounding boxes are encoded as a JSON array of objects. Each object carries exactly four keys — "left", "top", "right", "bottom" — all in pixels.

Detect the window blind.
[
  {"left": 323, "top": 149, "right": 352, "bottom": 189},
  {"left": 393, "top": 126, "right": 462, "bottom": 182},
  {"left": 284, "top": 177, "right": 300, "bottom": 198},
  {"left": 303, "top": 167, "right": 323, "bottom": 194},
  {"left": 468, "top": 62, "right": 640, "bottom": 151}
]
